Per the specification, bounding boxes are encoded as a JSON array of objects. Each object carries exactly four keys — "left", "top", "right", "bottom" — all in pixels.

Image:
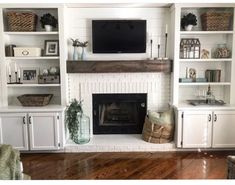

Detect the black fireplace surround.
[{"left": 92, "top": 93, "right": 147, "bottom": 134}]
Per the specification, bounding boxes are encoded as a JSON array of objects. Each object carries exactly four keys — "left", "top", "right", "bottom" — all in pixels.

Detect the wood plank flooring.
[{"left": 20, "top": 151, "right": 235, "bottom": 179}]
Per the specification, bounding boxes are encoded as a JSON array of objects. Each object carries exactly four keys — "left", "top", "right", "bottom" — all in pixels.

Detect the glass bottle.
[
  {"left": 76, "top": 112, "right": 90, "bottom": 144},
  {"left": 206, "top": 85, "right": 215, "bottom": 104}
]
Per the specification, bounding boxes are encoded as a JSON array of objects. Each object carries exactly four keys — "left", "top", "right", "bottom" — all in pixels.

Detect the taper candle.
[
  {"left": 165, "top": 24, "right": 168, "bottom": 34},
  {"left": 18, "top": 69, "right": 20, "bottom": 78},
  {"left": 8, "top": 65, "right": 11, "bottom": 76},
  {"left": 14, "top": 63, "right": 17, "bottom": 72}
]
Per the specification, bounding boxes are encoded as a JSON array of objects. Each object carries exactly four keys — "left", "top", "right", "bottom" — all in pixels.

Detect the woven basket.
[
  {"left": 17, "top": 94, "right": 53, "bottom": 106},
  {"left": 142, "top": 117, "right": 174, "bottom": 144},
  {"left": 201, "top": 11, "right": 232, "bottom": 31},
  {"left": 227, "top": 156, "right": 235, "bottom": 179},
  {"left": 7, "top": 11, "right": 38, "bottom": 31}
]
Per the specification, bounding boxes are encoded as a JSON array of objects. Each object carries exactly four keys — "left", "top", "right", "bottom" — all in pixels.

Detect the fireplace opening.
[{"left": 93, "top": 93, "right": 147, "bottom": 134}]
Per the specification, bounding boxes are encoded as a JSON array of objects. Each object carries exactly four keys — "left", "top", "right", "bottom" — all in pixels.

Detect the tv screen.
[{"left": 92, "top": 20, "right": 146, "bottom": 53}]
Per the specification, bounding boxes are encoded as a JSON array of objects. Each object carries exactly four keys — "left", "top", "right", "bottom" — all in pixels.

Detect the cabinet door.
[
  {"left": 0, "top": 113, "right": 28, "bottom": 151},
  {"left": 212, "top": 111, "right": 235, "bottom": 148},
  {"left": 28, "top": 112, "right": 59, "bottom": 150},
  {"left": 182, "top": 111, "right": 212, "bottom": 148}
]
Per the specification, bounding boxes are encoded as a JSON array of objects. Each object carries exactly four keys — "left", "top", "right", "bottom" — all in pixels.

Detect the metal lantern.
[{"left": 180, "top": 38, "right": 201, "bottom": 59}]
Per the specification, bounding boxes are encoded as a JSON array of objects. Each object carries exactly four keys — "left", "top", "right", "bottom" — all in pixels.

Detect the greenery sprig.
[
  {"left": 65, "top": 99, "right": 83, "bottom": 144},
  {"left": 70, "top": 38, "right": 88, "bottom": 47}
]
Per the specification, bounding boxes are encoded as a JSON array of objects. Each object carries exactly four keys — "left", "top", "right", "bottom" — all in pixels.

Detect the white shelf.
[
  {"left": 7, "top": 84, "right": 61, "bottom": 87},
  {"left": 179, "top": 58, "right": 232, "bottom": 62},
  {"left": 5, "top": 57, "right": 60, "bottom": 60},
  {"left": 0, "top": 105, "right": 66, "bottom": 112},
  {"left": 180, "top": 31, "right": 234, "bottom": 35},
  {"left": 179, "top": 82, "right": 231, "bottom": 86},
  {"left": 4, "top": 31, "right": 59, "bottom": 35}
]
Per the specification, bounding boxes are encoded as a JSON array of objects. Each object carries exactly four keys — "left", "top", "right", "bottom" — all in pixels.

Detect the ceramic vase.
[
  {"left": 185, "top": 25, "right": 193, "bottom": 31},
  {"left": 73, "top": 47, "right": 79, "bottom": 60},
  {"left": 45, "top": 25, "right": 53, "bottom": 32}
]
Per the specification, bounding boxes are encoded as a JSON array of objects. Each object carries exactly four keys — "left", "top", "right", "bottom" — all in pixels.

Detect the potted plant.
[
  {"left": 181, "top": 13, "right": 197, "bottom": 31},
  {"left": 65, "top": 99, "right": 83, "bottom": 144},
  {"left": 40, "top": 13, "right": 58, "bottom": 32}
]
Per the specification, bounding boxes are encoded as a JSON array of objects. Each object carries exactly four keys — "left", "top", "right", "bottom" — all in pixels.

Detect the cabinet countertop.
[
  {"left": 174, "top": 103, "right": 235, "bottom": 111},
  {"left": 0, "top": 105, "right": 66, "bottom": 113}
]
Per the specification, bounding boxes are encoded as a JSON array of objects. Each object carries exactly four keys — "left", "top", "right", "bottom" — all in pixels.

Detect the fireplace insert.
[{"left": 93, "top": 93, "right": 147, "bottom": 134}]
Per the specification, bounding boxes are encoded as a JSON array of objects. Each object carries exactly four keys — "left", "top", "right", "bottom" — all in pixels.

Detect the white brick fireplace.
[{"left": 65, "top": 72, "right": 175, "bottom": 152}]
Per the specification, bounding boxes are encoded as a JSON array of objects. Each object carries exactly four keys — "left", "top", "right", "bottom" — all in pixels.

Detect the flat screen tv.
[{"left": 92, "top": 20, "right": 146, "bottom": 53}]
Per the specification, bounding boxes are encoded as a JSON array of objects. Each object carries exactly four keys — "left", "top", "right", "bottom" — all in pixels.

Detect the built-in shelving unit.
[
  {"left": 173, "top": 5, "right": 235, "bottom": 106},
  {"left": 0, "top": 6, "right": 66, "bottom": 107}
]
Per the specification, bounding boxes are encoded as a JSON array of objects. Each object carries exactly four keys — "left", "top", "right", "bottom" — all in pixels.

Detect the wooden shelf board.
[
  {"left": 179, "top": 82, "right": 231, "bottom": 86},
  {"left": 67, "top": 59, "right": 173, "bottom": 73},
  {"left": 179, "top": 58, "right": 232, "bottom": 62},
  {"left": 4, "top": 31, "right": 59, "bottom": 35},
  {"left": 5, "top": 57, "right": 60, "bottom": 60},
  {"left": 0, "top": 105, "right": 66, "bottom": 112},
  {"left": 180, "top": 31, "right": 233, "bottom": 35},
  {"left": 7, "top": 84, "right": 61, "bottom": 87}
]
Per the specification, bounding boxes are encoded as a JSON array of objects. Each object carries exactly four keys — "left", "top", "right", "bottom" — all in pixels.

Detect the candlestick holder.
[
  {"left": 15, "top": 71, "right": 17, "bottom": 83},
  {"left": 17, "top": 77, "right": 22, "bottom": 84},
  {"left": 158, "top": 44, "right": 160, "bottom": 58},
  {"left": 164, "top": 33, "right": 168, "bottom": 60},
  {"left": 7, "top": 75, "right": 12, "bottom": 84}
]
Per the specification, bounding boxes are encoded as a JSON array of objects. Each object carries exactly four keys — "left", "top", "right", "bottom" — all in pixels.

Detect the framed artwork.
[
  {"left": 44, "top": 40, "right": 59, "bottom": 56},
  {"left": 21, "top": 67, "right": 39, "bottom": 84}
]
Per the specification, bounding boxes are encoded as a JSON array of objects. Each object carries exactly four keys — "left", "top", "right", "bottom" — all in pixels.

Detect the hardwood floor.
[{"left": 21, "top": 151, "right": 235, "bottom": 179}]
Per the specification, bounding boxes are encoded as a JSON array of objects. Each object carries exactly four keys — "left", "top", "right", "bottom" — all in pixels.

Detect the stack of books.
[{"left": 205, "top": 70, "right": 221, "bottom": 82}]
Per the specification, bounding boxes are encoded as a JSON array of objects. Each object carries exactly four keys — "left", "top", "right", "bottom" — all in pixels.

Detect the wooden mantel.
[{"left": 67, "top": 59, "right": 173, "bottom": 73}]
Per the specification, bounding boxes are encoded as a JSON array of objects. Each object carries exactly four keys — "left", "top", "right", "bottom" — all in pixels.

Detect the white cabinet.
[
  {"left": 182, "top": 111, "right": 212, "bottom": 148},
  {"left": 0, "top": 113, "right": 28, "bottom": 151},
  {"left": 178, "top": 110, "right": 235, "bottom": 148},
  {"left": 0, "top": 112, "right": 61, "bottom": 151},
  {"left": 212, "top": 111, "right": 235, "bottom": 148},
  {"left": 28, "top": 113, "right": 60, "bottom": 150}
]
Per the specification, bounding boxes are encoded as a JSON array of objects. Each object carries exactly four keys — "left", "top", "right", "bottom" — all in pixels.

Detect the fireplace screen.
[{"left": 93, "top": 93, "right": 147, "bottom": 134}]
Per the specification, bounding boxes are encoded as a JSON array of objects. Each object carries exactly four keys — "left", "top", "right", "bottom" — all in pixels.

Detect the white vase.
[
  {"left": 45, "top": 25, "right": 53, "bottom": 32},
  {"left": 185, "top": 25, "right": 193, "bottom": 31}
]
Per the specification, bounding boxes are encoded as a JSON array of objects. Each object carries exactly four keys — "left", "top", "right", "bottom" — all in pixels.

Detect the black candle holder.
[
  {"left": 158, "top": 44, "right": 160, "bottom": 58},
  {"left": 8, "top": 75, "right": 11, "bottom": 84},
  {"left": 150, "top": 39, "right": 153, "bottom": 59},
  {"left": 18, "top": 77, "right": 22, "bottom": 84},
  {"left": 164, "top": 33, "right": 168, "bottom": 59},
  {"left": 15, "top": 71, "right": 17, "bottom": 83},
  {"left": 7, "top": 72, "right": 22, "bottom": 84}
]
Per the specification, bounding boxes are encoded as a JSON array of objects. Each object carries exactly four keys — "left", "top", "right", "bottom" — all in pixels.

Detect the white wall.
[{"left": 66, "top": 7, "right": 170, "bottom": 60}]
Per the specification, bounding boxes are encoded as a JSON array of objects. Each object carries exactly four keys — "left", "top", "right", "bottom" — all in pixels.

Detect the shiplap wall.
[
  {"left": 66, "top": 7, "right": 172, "bottom": 129},
  {"left": 67, "top": 7, "right": 170, "bottom": 60}
]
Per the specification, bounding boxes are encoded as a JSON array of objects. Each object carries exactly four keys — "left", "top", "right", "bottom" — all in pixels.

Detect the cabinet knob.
[
  {"left": 208, "top": 114, "right": 212, "bottom": 122},
  {"left": 29, "top": 116, "right": 32, "bottom": 124},
  {"left": 23, "top": 116, "right": 26, "bottom": 124},
  {"left": 214, "top": 114, "right": 217, "bottom": 122}
]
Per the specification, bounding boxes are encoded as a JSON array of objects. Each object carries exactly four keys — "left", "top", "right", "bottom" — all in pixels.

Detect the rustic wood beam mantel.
[{"left": 67, "top": 59, "right": 173, "bottom": 73}]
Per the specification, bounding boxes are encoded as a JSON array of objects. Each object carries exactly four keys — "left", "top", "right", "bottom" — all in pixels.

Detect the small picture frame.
[
  {"left": 44, "top": 40, "right": 59, "bottom": 56},
  {"left": 21, "top": 67, "right": 39, "bottom": 84}
]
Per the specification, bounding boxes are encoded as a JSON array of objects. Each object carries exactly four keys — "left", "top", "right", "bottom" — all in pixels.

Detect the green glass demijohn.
[
  {"left": 66, "top": 99, "right": 90, "bottom": 144},
  {"left": 76, "top": 112, "right": 90, "bottom": 144}
]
